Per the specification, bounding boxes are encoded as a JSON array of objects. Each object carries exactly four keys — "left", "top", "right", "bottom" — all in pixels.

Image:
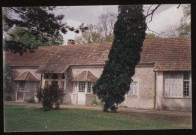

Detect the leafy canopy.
[
  {"left": 3, "top": 7, "right": 87, "bottom": 55},
  {"left": 93, "top": 5, "right": 146, "bottom": 112}
]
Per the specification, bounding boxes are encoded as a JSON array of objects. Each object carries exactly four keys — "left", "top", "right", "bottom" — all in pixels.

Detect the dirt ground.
[{"left": 4, "top": 101, "right": 192, "bottom": 127}]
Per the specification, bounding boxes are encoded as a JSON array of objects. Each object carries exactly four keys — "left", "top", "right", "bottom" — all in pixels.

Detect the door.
[
  {"left": 17, "top": 81, "right": 25, "bottom": 101},
  {"left": 77, "top": 82, "right": 86, "bottom": 105},
  {"left": 77, "top": 93, "right": 86, "bottom": 105}
]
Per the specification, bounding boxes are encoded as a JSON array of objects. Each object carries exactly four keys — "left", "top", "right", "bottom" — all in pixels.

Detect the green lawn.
[{"left": 4, "top": 104, "right": 190, "bottom": 132}]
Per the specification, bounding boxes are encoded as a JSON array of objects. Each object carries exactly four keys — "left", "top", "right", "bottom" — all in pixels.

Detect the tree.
[
  {"left": 75, "top": 24, "right": 103, "bottom": 44},
  {"left": 4, "top": 28, "right": 64, "bottom": 54},
  {"left": 3, "top": 7, "right": 87, "bottom": 55},
  {"left": 3, "top": 61, "right": 13, "bottom": 100},
  {"left": 75, "top": 12, "right": 117, "bottom": 44},
  {"left": 159, "top": 5, "right": 190, "bottom": 38},
  {"left": 36, "top": 83, "right": 65, "bottom": 111},
  {"left": 177, "top": 5, "right": 190, "bottom": 37},
  {"left": 98, "top": 12, "right": 117, "bottom": 42},
  {"left": 145, "top": 33, "right": 160, "bottom": 39},
  {"left": 93, "top": 5, "right": 146, "bottom": 112}
]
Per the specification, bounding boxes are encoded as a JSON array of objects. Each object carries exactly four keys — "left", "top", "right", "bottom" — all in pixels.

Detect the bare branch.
[
  {"left": 147, "top": 26, "right": 160, "bottom": 36},
  {"left": 145, "top": 4, "right": 161, "bottom": 23},
  {"left": 177, "top": 4, "right": 181, "bottom": 9},
  {"left": 146, "top": 5, "right": 153, "bottom": 16}
]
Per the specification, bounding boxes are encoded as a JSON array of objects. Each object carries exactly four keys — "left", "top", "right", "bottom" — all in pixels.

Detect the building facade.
[{"left": 4, "top": 38, "right": 191, "bottom": 111}]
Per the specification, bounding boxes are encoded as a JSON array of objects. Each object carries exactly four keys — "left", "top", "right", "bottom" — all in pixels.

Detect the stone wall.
[{"left": 124, "top": 64, "right": 155, "bottom": 109}]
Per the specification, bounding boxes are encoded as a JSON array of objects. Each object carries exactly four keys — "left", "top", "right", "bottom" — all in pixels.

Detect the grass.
[{"left": 4, "top": 104, "right": 190, "bottom": 132}]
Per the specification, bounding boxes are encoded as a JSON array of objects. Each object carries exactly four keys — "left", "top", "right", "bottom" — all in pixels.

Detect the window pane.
[
  {"left": 44, "top": 73, "right": 50, "bottom": 79},
  {"left": 79, "top": 82, "right": 85, "bottom": 92},
  {"left": 62, "top": 74, "right": 65, "bottom": 79},
  {"left": 87, "top": 82, "right": 91, "bottom": 93},
  {"left": 52, "top": 74, "right": 58, "bottom": 79}
]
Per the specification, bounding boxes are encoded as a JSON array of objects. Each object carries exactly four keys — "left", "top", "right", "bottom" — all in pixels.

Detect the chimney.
[{"left": 67, "top": 39, "right": 75, "bottom": 45}]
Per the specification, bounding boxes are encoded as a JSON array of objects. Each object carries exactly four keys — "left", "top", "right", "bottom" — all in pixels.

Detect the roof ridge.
[{"left": 25, "top": 71, "right": 29, "bottom": 81}]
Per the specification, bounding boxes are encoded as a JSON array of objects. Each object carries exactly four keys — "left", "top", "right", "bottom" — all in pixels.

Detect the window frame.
[
  {"left": 127, "top": 81, "right": 139, "bottom": 97},
  {"left": 183, "top": 72, "right": 191, "bottom": 97}
]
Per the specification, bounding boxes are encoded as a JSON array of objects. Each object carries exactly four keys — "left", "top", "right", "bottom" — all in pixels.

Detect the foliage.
[
  {"left": 28, "top": 98, "right": 35, "bottom": 103},
  {"left": 3, "top": 61, "right": 12, "bottom": 94},
  {"left": 75, "top": 24, "right": 103, "bottom": 44},
  {"left": 4, "top": 28, "right": 64, "bottom": 55},
  {"left": 75, "top": 12, "right": 116, "bottom": 44},
  {"left": 3, "top": 7, "right": 88, "bottom": 55},
  {"left": 145, "top": 33, "right": 160, "bottom": 39},
  {"left": 159, "top": 5, "right": 190, "bottom": 38},
  {"left": 177, "top": 5, "right": 191, "bottom": 37},
  {"left": 93, "top": 5, "right": 146, "bottom": 112},
  {"left": 4, "top": 96, "right": 12, "bottom": 101},
  {"left": 36, "top": 83, "right": 65, "bottom": 111}
]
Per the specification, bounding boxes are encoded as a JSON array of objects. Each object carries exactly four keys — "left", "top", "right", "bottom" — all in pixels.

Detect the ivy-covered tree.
[
  {"left": 3, "top": 7, "right": 87, "bottom": 55},
  {"left": 93, "top": 5, "right": 146, "bottom": 112}
]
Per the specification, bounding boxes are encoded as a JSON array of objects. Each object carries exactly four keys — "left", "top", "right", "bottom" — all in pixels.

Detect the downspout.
[
  {"left": 154, "top": 71, "right": 157, "bottom": 109},
  {"left": 40, "top": 73, "right": 43, "bottom": 89}
]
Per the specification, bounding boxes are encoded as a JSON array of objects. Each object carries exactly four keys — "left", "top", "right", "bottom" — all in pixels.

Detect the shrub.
[
  {"left": 36, "top": 83, "right": 65, "bottom": 111},
  {"left": 4, "top": 96, "right": 12, "bottom": 101},
  {"left": 28, "top": 98, "right": 35, "bottom": 103}
]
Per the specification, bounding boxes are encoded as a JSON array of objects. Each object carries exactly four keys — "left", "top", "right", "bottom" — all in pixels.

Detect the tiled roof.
[
  {"left": 15, "top": 71, "right": 39, "bottom": 81},
  {"left": 5, "top": 37, "right": 191, "bottom": 72},
  {"left": 141, "top": 38, "right": 191, "bottom": 71},
  {"left": 4, "top": 46, "right": 61, "bottom": 67},
  {"left": 72, "top": 71, "right": 98, "bottom": 82}
]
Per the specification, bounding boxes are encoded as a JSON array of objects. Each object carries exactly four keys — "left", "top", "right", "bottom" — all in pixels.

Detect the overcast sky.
[{"left": 54, "top": 4, "right": 187, "bottom": 45}]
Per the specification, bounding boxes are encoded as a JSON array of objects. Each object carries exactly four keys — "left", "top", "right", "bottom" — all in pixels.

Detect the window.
[
  {"left": 19, "top": 81, "right": 25, "bottom": 90},
  {"left": 87, "top": 82, "right": 92, "bottom": 93},
  {"left": 183, "top": 72, "right": 191, "bottom": 97},
  {"left": 44, "top": 73, "right": 50, "bottom": 79},
  {"left": 52, "top": 74, "right": 58, "bottom": 79},
  {"left": 128, "top": 82, "right": 138, "bottom": 96},
  {"left": 164, "top": 72, "right": 191, "bottom": 98},
  {"left": 78, "top": 82, "right": 85, "bottom": 92},
  {"left": 62, "top": 74, "right": 65, "bottom": 79}
]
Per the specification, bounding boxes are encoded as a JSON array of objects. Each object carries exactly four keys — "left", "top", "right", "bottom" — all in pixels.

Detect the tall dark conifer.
[{"left": 93, "top": 5, "right": 146, "bottom": 112}]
